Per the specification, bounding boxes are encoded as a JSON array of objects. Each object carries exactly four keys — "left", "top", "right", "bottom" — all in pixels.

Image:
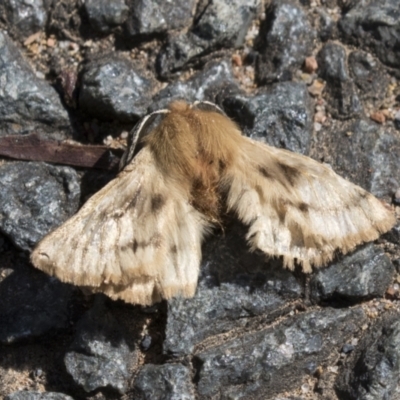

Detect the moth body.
[{"left": 31, "top": 101, "right": 396, "bottom": 305}]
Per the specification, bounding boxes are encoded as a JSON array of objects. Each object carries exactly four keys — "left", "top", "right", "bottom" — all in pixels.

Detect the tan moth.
[{"left": 31, "top": 101, "right": 396, "bottom": 305}]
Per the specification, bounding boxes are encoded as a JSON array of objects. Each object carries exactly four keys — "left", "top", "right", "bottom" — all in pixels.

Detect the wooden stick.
[{"left": 0, "top": 134, "right": 123, "bottom": 171}]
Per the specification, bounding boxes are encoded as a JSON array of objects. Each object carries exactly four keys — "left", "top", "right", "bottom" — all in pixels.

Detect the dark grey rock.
[
  {"left": 272, "top": 398, "right": 303, "bottom": 400},
  {"left": 2, "top": 0, "right": 47, "bottom": 37},
  {"left": 0, "top": 259, "right": 74, "bottom": 344},
  {"left": 336, "top": 312, "right": 400, "bottom": 400},
  {"left": 5, "top": 392, "right": 74, "bottom": 400},
  {"left": 0, "top": 162, "right": 80, "bottom": 252},
  {"left": 125, "top": 0, "right": 196, "bottom": 38},
  {"left": 196, "top": 307, "right": 367, "bottom": 398},
  {"left": 394, "top": 258, "right": 400, "bottom": 273},
  {"left": 318, "top": 43, "right": 350, "bottom": 81},
  {"left": 314, "top": 119, "right": 400, "bottom": 197},
  {"left": 191, "top": 0, "right": 260, "bottom": 48},
  {"left": 384, "top": 222, "right": 400, "bottom": 245},
  {"left": 395, "top": 110, "right": 400, "bottom": 130},
  {"left": 348, "top": 50, "right": 391, "bottom": 107},
  {"left": 321, "top": 0, "right": 340, "bottom": 7},
  {"left": 156, "top": 33, "right": 205, "bottom": 78},
  {"left": 310, "top": 245, "right": 394, "bottom": 303},
  {"left": 140, "top": 334, "right": 152, "bottom": 351},
  {"left": 164, "top": 220, "right": 303, "bottom": 356},
  {"left": 64, "top": 300, "right": 134, "bottom": 394},
  {"left": 157, "top": 0, "right": 260, "bottom": 78},
  {"left": 368, "top": 127, "right": 400, "bottom": 198},
  {"left": 150, "top": 60, "right": 236, "bottom": 111},
  {"left": 0, "top": 31, "right": 71, "bottom": 138},
  {"left": 84, "top": 0, "right": 129, "bottom": 33},
  {"left": 339, "top": 0, "right": 400, "bottom": 68},
  {"left": 316, "top": 8, "right": 336, "bottom": 42},
  {"left": 134, "top": 364, "right": 194, "bottom": 400},
  {"left": 256, "top": 0, "right": 315, "bottom": 84},
  {"left": 47, "top": 0, "right": 82, "bottom": 41},
  {"left": 79, "top": 56, "right": 154, "bottom": 122},
  {"left": 342, "top": 343, "right": 355, "bottom": 354},
  {"left": 220, "top": 82, "right": 313, "bottom": 154},
  {"left": 317, "top": 42, "right": 362, "bottom": 119}
]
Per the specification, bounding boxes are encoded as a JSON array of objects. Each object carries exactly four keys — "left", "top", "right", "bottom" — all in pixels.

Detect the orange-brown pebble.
[
  {"left": 304, "top": 56, "right": 318, "bottom": 73},
  {"left": 370, "top": 111, "right": 386, "bottom": 124}
]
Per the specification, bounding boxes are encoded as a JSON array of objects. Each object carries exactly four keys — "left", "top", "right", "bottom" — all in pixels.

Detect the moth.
[{"left": 31, "top": 101, "right": 396, "bottom": 305}]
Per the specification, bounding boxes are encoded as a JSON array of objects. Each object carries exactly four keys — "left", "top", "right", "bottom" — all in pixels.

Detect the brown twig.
[{"left": 0, "top": 133, "right": 123, "bottom": 171}]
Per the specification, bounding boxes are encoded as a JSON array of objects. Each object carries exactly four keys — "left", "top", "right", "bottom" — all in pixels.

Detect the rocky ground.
[{"left": 0, "top": 0, "right": 400, "bottom": 399}]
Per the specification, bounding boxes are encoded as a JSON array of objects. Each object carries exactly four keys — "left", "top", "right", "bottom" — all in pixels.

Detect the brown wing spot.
[
  {"left": 298, "top": 202, "right": 309, "bottom": 212},
  {"left": 151, "top": 194, "right": 165, "bottom": 213},
  {"left": 258, "top": 166, "right": 273, "bottom": 179},
  {"left": 277, "top": 163, "right": 301, "bottom": 185},
  {"left": 170, "top": 244, "right": 178, "bottom": 254},
  {"left": 133, "top": 239, "right": 138, "bottom": 253}
]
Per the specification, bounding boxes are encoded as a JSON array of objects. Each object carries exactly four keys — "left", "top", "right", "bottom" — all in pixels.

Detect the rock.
[
  {"left": 156, "top": 33, "right": 204, "bottom": 78},
  {"left": 150, "top": 60, "right": 236, "bottom": 111},
  {"left": 339, "top": 0, "right": 400, "bottom": 68},
  {"left": 157, "top": 0, "right": 260, "bottom": 78},
  {"left": 195, "top": 307, "right": 367, "bottom": 398},
  {"left": 317, "top": 42, "right": 362, "bottom": 119},
  {"left": 369, "top": 128, "right": 400, "bottom": 198},
  {"left": 125, "top": 0, "right": 196, "bottom": 38},
  {"left": 190, "top": 0, "right": 260, "bottom": 48},
  {"left": 64, "top": 299, "right": 134, "bottom": 394},
  {"left": 79, "top": 56, "right": 154, "bottom": 122},
  {"left": 384, "top": 222, "right": 400, "bottom": 250},
  {"left": 273, "top": 398, "right": 303, "bottom": 400},
  {"left": 342, "top": 343, "right": 355, "bottom": 354},
  {"left": 84, "top": 0, "right": 129, "bottom": 33},
  {"left": 316, "top": 8, "right": 336, "bottom": 42},
  {"left": 310, "top": 245, "right": 394, "bottom": 303},
  {"left": 140, "top": 334, "right": 152, "bottom": 351},
  {"left": 2, "top": 0, "right": 47, "bottom": 37},
  {"left": 256, "top": 0, "right": 315, "bottom": 84},
  {"left": 348, "top": 50, "right": 390, "bottom": 107},
  {"left": 0, "top": 31, "right": 71, "bottom": 138},
  {"left": 0, "top": 259, "right": 74, "bottom": 344},
  {"left": 164, "top": 220, "right": 303, "bottom": 356},
  {"left": 394, "top": 109, "right": 400, "bottom": 130},
  {"left": 5, "top": 392, "right": 74, "bottom": 400},
  {"left": 134, "top": 364, "right": 194, "bottom": 400},
  {"left": 220, "top": 82, "right": 313, "bottom": 154},
  {"left": 313, "top": 118, "right": 400, "bottom": 197},
  {"left": 0, "top": 162, "right": 80, "bottom": 252},
  {"left": 336, "top": 312, "right": 400, "bottom": 400},
  {"left": 47, "top": 0, "right": 82, "bottom": 41},
  {"left": 248, "top": 82, "right": 313, "bottom": 154}
]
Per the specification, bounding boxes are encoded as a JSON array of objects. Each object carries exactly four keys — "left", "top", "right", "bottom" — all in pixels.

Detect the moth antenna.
[
  {"left": 191, "top": 100, "right": 226, "bottom": 116},
  {"left": 119, "top": 109, "right": 170, "bottom": 170}
]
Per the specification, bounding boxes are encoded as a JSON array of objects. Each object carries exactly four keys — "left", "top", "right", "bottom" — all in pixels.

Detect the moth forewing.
[
  {"left": 31, "top": 144, "right": 209, "bottom": 305},
  {"left": 225, "top": 137, "right": 395, "bottom": 272},
  {"left": 30, "top": 101, "right": 396, "bottom": 305}
]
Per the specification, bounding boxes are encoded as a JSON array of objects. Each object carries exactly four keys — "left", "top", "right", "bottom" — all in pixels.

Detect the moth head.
[{"left": 119, "top": 109, "right": 170, "bottom": 171}]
